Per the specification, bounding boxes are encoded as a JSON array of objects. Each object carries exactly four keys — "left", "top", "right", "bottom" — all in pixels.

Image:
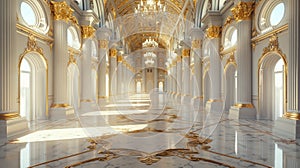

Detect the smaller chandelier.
[
  {"left": 135, "top": 0, "right": 166, "bottom": 14},
  {"left": 145, "top": 58, "right": 155, "bottom": 66},
  {"left": 142, "top": 37, "right": 158, "bottom": 48},
  {"left": 144, "top": 51, "right": 157, "bottom": 58}
]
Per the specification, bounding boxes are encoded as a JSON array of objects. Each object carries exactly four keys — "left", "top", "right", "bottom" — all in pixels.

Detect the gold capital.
[
  {"left": 192, "top": 40, "right": 201, "bottom": 49},
  {"left": 50, "top": 1, "right": 73, "bottom": 22},
  {"left": 110, "top": 48, "right": 117, "bottom": 57},
  {"left": 99, "top": 40, "right": 108, "bottom": 49},
  {"left": 231, "top": 1, "right": 255, "bottom": 21},
  {"left": 81, "top": 25, "right": 95, "bottom": 39},
  {"left": 117, "top": 55, "right": 123, "bottom": 62},
  {"left": 206, "top": 26, "right": 222, "bottom": 39},
  {"left": 182, "top": 49, "right": 190, "bottom": 57}
]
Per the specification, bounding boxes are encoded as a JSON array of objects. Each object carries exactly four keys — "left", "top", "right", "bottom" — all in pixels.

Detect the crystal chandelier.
[
  {"left": 142, "top": 37, "right": 158, "bottom": 48},
  {"left": 144, "top": 51, "right": 157, "bottom": 58},
  {"left": 135, "top": 0, "right": 166, "bottom": 14},
  {"left": 145, "top": 58, "right": 155, "bottom": 66}
]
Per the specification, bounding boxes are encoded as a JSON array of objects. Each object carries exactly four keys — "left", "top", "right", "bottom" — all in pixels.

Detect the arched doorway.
[
  {"left": 67, "top": 63, "right": 80, "bottom": 110},
  {"left": 258, "top": 53, "right": 287, "bottom": 120},
  {"left": 136, "top": 81, "right": 142, "bottom": 93},
  {"left": 19, "top": 52, "right": 48, "bottom": 121},
  {"left": 224, "top": 63, "right": 237, "bottom": 112},
  {"left": 159, "top": 81, "right": 164, "bottom": 92}
]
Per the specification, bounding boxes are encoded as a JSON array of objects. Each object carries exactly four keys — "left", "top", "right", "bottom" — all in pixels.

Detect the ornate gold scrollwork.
[
  {"left": 231, "top": 1, "right": 255, "bottom": 21},
  {"left": 26, "top": 35, "right": 44, "bottom": 55},
  {"left": 262, "top": 35, "right": 282, "bottom": 56},
  {"left": 81, "top": 25, "right": 96, "bottom": 39},
  {"left": 50, "top": 1, "right": 73, "bottom": 21},
  {"left": 182, "top": 49, "right": 190, "bottom": 57},
  {"left": 206, "top": 26, "right": 222, "bottom": 39}
]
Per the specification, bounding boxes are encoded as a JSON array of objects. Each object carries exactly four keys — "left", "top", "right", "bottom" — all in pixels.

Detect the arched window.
[
  {"left": 259, "top": 0, "right": 286, "bottom": 33},
  {"left": 18, "top": 0, "right": 49, "bottom": 33},
  {"left": 223, "top": 27, "right": 237, "bottom": 49},
  {"left": 67, "top": 26, "right": 81, "bottom": 50}
]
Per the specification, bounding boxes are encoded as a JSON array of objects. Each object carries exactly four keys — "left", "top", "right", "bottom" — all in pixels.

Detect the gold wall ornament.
[
  {"left": 81, "top": 25, "right": 96, "bottom": 39},
  {"left": 262, "top": 35, "right": 282, "bottom": 56},
  {"left": 99, "top": 40, "right": 109, "bottom": 49},
  {"left": 231, "top": 1, "right": 255, "bottom": 21},
  {"left": 177, "top": 55, "right": 182, "bottom": 62},
  {"left": 192, "top": 40, "right": 201, "bottom": 49},
  {"left": 182, "top": 49, "right": 190, "bottom": 57},
  {"left": 68, "top": 52, "right": 76, "bottom": 65},
  {"left": 206, "top": 26, "right": 222, "bottom": 39},
  {"left": 50, "top": 1, "right": 74, "bottom": 22},
  {"left": 26, "top": 35, "right": 44, "bottom": 55}
]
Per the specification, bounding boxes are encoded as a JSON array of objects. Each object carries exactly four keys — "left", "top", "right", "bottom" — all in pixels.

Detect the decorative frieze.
[
  {"left": 206, "top": 26, "right": 222, "bottom": 39},
  {"left": 81, "top": 25, "right": 96, "bottom": 39},
  {"left": 231, "top": 1, "right": 255, "bottom": 21}
]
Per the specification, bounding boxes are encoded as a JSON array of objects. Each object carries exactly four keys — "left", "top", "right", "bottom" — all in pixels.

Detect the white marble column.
[
  {"left": 50, "top": 16, "right": 74, "bottom": 120},
  {"left": 117, "top": 55, "right": 123, "bottom": 96},
  {"left": 181, "top": 47, "right": 192, "bottom": 104},
  {"left": 190, "top": 28, "right": 204, "bottom": 108},
  {"left": 171, "top": 60, "right": 177, "bottom": 99},
  {"left": 229, "top": 1, "right": 256, "bottom": 119},
  {"left": 96, "top": 28, "right": 111, "bottom": 104},
  {"left": 274, "top": 0, "right": 300, "bottom": 140},
  {"left": 175, "top": 54, "right": 182, "bottom": 103},
  {"left": 109, "top": 47, "right": 118, "bottom": 97},
  {"left": 0, "top": 0, "right": 19, "bottom": 145},
  {"left": 204, "top": 26, "right": 223, "bottom": 112},
  {"left": 80, "top": 35, "right": 96, "bottom": 110}
]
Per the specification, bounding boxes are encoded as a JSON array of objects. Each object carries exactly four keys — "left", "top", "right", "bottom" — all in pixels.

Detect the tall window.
[
  {"left": 20, "top": 59, "right": 31, "bottom": 119},
  {"left": 274, "top": 59, "right": 284, "bottom": 119}
]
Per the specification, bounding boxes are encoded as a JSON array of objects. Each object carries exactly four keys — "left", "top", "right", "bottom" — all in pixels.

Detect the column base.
[
  {"left": 274, "top": 117, "right": 300, "bottom": 140},
  {"left": 98, "top": 97, "right": 108, "bottom": 106},
  {"left": 0, "top": 120, "right": 7, "bottom": 145},
  {"left": 50, "top": 105, "right": 74, "bottom": 120},
  {"left": 229, "top": 104, "right": 256, "bottom": 119},
  {"left": 0, "top": 113, "right": 29, "bottom": 145},
  {"left": 205, "top": 100, "right": 223, "bottom": 113}
]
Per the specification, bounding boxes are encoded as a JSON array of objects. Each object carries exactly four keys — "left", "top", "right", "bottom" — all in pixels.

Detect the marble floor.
[{"left": 1, "top": 93, "right": 300, "bottom": 168}]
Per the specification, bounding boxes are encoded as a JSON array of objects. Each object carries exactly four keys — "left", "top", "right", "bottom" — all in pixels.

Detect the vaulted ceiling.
[{"left": 104, "top": 0, "right": 196, "bottom": 52}]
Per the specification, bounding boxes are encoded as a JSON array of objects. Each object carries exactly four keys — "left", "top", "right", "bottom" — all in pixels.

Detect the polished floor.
[{"left": 1, "top": 94, "right": 300, "bottom": 168}]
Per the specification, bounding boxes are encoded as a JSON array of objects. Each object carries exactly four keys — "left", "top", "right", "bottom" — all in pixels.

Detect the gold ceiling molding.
[
  {"left": 182, "top": 49, "right": 190, "bottom": 57},
  {"left": 99, "top": 40, "right": 109, "bottom": 49},
  {"left": 81, "top": 25, "right": 96, "bottom": 39},
  {"left": 231, "top": 1, "right": 255, "bottom": 21},
  {"left": 206, "top": 26, "right": 222, "bottom": 39}
]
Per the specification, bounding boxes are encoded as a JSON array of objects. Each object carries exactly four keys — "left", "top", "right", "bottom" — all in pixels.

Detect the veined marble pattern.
[{"left": 0, "top": 94, "right": 300, "bottom": 168}]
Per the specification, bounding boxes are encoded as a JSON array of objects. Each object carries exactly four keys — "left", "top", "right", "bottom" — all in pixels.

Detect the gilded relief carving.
[
  {"left": 231, "top": 1, "right": 255, "bottom": 21},
  {"left": 206, "top": 26, "right": 222, "bottom": 39}
]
